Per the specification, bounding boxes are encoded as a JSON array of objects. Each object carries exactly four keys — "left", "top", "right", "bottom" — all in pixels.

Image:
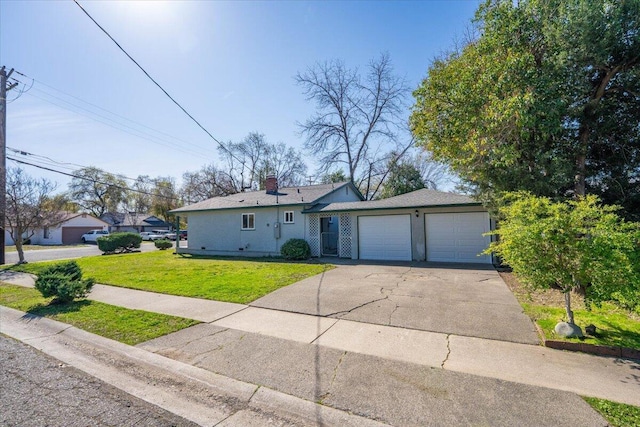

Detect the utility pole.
[{"left": 1, "top": 66, "right": 17, "bottom": 265}]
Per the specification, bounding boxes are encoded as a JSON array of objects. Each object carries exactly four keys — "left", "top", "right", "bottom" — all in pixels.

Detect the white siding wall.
[
  {"left": 5, "top": 215, "right": 107, "bottom": 246},
  {"left": 186, "top": 206, "right": 308, "bottom": 256}
]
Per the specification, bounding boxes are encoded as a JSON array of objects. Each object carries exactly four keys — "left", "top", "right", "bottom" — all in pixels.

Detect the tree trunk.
[
  {"left": 574, "top": 150, "right": 587, "bottom": 198},
  {"left": 564, "top": 292, "right": 575, "bottom": 325},
  {"left": 14, "top": 237, "right": 25, "bottom": 264}
]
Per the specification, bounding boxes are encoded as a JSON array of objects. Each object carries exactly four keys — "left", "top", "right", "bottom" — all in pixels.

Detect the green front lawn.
[
  {"left": 501, "top": 272, "right": 640, "bottom": 350},
  {"left": 523, "top": 303, "right": 640, "bottom": 349},
  {"left": 9, "top": 251, "right": 332, "bottom": 304},
  {"left": 0, "top": 284, "right": 199, "bottom": 345}
]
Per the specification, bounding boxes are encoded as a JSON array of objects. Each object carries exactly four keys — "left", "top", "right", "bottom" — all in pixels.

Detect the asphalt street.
[
  {"left": 0, "top": 335, "right": 197, "bottom": 427},
  {"left": 3, "top": 241, "right": 174, "bottom": 265}
]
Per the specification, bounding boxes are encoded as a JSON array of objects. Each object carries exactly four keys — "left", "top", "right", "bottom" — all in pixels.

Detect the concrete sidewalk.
[
  {"left": 3, "top": 271, "right": 638, "bottom": 407},
  {"left": 0, "top": 306, "right": 386, "bottom": 427},
  {"left": 1, "top": 271, "right": 638, "bottom": 425}
]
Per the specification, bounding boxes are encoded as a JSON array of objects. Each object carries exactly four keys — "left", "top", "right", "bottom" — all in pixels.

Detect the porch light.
[{"left": 415, "top": 210, "right": 419, "bottom": 217}]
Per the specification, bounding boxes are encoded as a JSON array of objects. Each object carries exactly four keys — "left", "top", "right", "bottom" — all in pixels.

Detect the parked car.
[
  {"left": 178, "top": 230, "right": 188, "bottom": 240},
  {"left": 139, "top": 231, "right": 163, "bottom": 241},
  {"left": 154, "top": 230, "right": 177, "bottom": 241},
  {"left": 81, "top": 229, "right": 109, "bottom": 243}
]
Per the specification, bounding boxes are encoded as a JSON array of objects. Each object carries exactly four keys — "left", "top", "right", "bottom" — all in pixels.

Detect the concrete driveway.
[{"left": 252, "top": 262, "right": 540, "bottom": 344}]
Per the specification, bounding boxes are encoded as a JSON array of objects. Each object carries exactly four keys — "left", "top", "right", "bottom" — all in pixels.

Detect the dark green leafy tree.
[
  {"left": 380, "top": 162, "right": 425, "bottom": 198},
  {"left": 411, "top": 0, "right": 640, "bottom": 219},
  {"left": 321, "top": 170, "right": 347, "bottom": 184}
]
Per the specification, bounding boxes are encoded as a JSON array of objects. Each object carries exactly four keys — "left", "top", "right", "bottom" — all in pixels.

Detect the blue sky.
[{"left": 1, "top": 0, "right": 480, "bottom": 191}]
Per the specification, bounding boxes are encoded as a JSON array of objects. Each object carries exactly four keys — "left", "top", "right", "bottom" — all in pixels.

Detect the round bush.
[
  {"left": 34, "top": 261, "right": 95, "bottom": 304},
  {"left": 155, "top": 239, "right": 173, "bottom": 250},
  {"left": 280, "top": 238, "right": 311, "bottom": 260},
  {"left": 97, "top": 232, "right": 142, "bottom": 254}
]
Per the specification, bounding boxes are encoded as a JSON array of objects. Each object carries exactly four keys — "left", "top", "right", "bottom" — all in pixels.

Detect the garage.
[
  {"left": 425, "top": 212, "right": 492, "bottom": 264},
  {"left": 358, "top": 215, "right": 412, "bottom": 261},
  {"left": 62, "top": 226, "right": 98, "bottom": 244}
]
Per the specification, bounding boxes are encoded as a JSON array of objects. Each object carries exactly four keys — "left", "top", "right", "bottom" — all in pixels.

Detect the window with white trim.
[
  {"left": 43, "top": 227, "right": 51, "bottom": 239},
  {"left": 241, "top": 213, "right": 255, "bottom": 230},
  {"left": 284, "top": 211, "right": 294, "bottom": 224}
]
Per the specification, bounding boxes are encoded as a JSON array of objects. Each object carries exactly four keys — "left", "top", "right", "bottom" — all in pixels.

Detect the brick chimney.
[{"left": 265, "top": 175, "right": 278, "bottom": 194}]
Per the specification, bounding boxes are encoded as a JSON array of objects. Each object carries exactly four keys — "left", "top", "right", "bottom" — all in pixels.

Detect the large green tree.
[
  {"left": 380, "top": 161, "right": 425, "bottom": 199},
  {"left": 68, "top": 167, "right": 128, "bottom": 217},
  {"left": 411, "top": 0, "right": 640, "bottom": 219}
]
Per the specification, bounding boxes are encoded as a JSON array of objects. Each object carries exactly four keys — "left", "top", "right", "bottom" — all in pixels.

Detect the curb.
[
  {"left": 0, "top": 306, "right": 388, "bottom": 427},
  {"left": 533, "top": 318, "right": 640, "bottom": 360},
  {"left": 545, "top": 340, "right": 640, "bottom": 360}
]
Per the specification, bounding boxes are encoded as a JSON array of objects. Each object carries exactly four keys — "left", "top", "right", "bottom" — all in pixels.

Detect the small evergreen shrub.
[
  {"left": 155, "top": 239, "right": 173, "bottom": 250},
  {"left": 97, "top": 232, "right": 142, "bottom": 254},
  {"left": 281, "top": 239, "right": 311, "bottom": 260},
  {"left": 35, "top": 261, "right": 95, "bottom": 304}
]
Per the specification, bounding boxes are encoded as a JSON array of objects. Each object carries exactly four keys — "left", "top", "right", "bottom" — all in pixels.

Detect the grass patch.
[
  {"left": 0, "top": 283, "right": 198, "bottom": 345},
  {"left": 8, "top": 251, "right": 332, "bottom": 304},
  {"left": 501, "top": 272, "right": 640, "bottom": 349},
  {"left": 522, "top": 303, "right": 640, "bottom": 349},
  {"left": 583, "top": 397, "right": 640, "bottom": 427}
]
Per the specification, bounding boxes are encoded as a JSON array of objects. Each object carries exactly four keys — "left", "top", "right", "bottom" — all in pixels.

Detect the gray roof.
[
  {"left": 303, "top": 188, "right": 481, "bottom": 213},
  {"left": 172, "top": 182, "right": 359, "bottom": 213}
]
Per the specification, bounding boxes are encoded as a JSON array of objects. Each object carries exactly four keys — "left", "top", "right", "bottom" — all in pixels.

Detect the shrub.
[
  {"left": 486, "top": 192, "right": 640, "bottom": 323},
  {"left": 281, "top": 238, "right": 311, "bottom": 260},
  {"left": 155, "top": 239, "right": 173, "bottom": 250},
  {"left": 97, "top": 232, "right": 142, "bottom": 254},
  {"left": 35, "top": 261, "right": 95, "bottom": 304}
]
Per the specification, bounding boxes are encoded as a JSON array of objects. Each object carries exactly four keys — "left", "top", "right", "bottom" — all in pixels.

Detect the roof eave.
[{"left": 302, "top": 202, "right": 484, "bottom": 214}]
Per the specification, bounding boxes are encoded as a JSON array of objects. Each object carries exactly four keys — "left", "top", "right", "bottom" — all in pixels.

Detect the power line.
[
  {"left": 12, "top": 71, "right": 217, "bottom": 158},
  {"left": 7, "top": 156, "right": 180, "bottom": 201},
  {"left": 22, "top": 89, "right": 214, "bottom": 159},
  {"left": 73, "top": 0, "right": 244, "bottom": 166}
]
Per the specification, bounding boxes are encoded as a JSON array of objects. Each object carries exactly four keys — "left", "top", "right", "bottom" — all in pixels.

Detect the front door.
[{"left": 320, "top": 216, "right": 339, "bottom": 256}]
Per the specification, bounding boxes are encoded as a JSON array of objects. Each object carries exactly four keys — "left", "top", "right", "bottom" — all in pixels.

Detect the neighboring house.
[
  {"left": 4, "top": 213, "right": 109, "bottom": 246},
  {"left": 172, "top": 176, "right": 494, "bottom": 264},
  {"left": 100, "top": 212, "right": 172, "bottom": 233}
]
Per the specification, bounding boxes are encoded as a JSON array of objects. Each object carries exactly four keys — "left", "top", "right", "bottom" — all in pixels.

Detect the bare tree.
[
  {"left": 296, "top": 53, "right": 409, "bottom": 199},
  {"left": 218, "top": 132, "right": 269, "bottom": 192},
  {"left": 181, "top": 164, "right": 236, "bottom": 204},
  {"left": 256, "top": 142, "right": 307, "bottom": 189},
  {"left": 5, "top": 167, "right": 65, "bottom": 264},
  {"left": 218, "top": 133, "right": 308, "bottom": 193}
]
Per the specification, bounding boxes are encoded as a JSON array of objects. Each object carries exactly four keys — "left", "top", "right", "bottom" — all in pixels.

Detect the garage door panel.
[
  {"left": 358, "top": 215, "right": 411, "bottom": 261},
  {"left": 426, "top": 213, "right": 491, "bottom": 264}
]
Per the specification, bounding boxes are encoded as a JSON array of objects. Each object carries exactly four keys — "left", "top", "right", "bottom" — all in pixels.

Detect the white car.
[
  {"left": 81, "top": 229, "right": 109, "bottom": 243},
  {"left": 154, "top": 230, "right": 177, "bottom": 241},
  {"left": 140, "top": 231, "right": 163, "bottom": 241}
]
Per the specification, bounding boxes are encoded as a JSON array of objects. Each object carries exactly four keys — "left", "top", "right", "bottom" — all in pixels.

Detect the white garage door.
[
  {"left": 425, "top": 212, "right": 492, "bottom": 264},
  {"left": 358, "top": 215, "right": 412, "bottom": 261}
]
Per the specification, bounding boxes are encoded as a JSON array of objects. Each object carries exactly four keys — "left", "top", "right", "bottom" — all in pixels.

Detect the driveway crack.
[
  {"left": 387, "top": 298, "right": 399, "bottom": 326},
  {"left": 325, "top": 296, "right": 388, "bottom": 318},
  {"left": 441, "top": 334, "right": 451, "bottom": 369}
]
